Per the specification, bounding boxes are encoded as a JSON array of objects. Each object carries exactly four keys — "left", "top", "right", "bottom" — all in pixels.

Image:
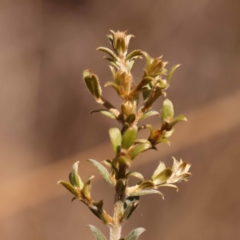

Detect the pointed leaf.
[
  {"left": 88, "top": 225, "right": 107, "bottom": 240},
  {"left": 126, "top": 228, "right": 146, "bottom": 240},
  {"left": 117, "top": 156, "right": 132, "bottom": 168},
  {"left": 139, "top": 110, "right": 160, "bottom": 121},
  {"left": 109, "top": 128, "right": 122, "bottom": 154},
  {"left": 57, "top": 180, "right": 79, "bottom": 197},
  {"left": 83, "top": 69, "right": 102, "bottom": 100},
  {"left": 121, "top": 199, "right": 139, "bottom": 222},
  {"left": 105, "top": 82, "right": 120, "bottom": 94},
  {"left": 97, "top": 47, "right": 118, "bottom": 61},
  {"left": 129, "top": 141, "right": 152, "bottom": 160},
  {"left": 122, "top": 126, "right": 138, "bottom": 149},
  {"left": 90, "top": 109, "right": 116, "bottom": 119},
  {"left": 126, "top": 113, "right": 136, "bottom": 124},
  {"left": 126, "top": 50, "right": 142, "bottom": 61},
  {"left": 126, "top": 172, "right": 144, "bottom": 181},
  {"left": 130, "top": 189, "right": 164, "bottom": 199},
  {"left": 88, "top": 159, "right": 114, "bottom": 185},
  {"left": 154, "top": 168, "right": 172, "bottom": 185},
  {"left": 69, "top": 161, "right": 83, "bottom": 189},
  {"left": 167, "top": 64, "right": 180, "bottom": 84},
  {"left": 152, "top": 162, "right": 166, "bottom": 180},
  {"left": 82, "top": 175, "right": 95, "bottom": 200},
  {"left": 170, "top": 115, "right": 187, "bottom": 128},
  {"left": 161, "top": 99, "right": 174, "bottom": 123}
]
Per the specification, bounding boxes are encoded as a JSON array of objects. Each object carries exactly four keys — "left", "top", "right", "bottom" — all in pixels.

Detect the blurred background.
[{"left": 0, "top": 0, "right": 240, "bottom": 239}]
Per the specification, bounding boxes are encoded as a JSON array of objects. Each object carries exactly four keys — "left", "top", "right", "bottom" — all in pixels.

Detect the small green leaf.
[
  {"left": 121, "top": 199, "right": 139, "bottom": 222},
  {"left": 167, "top": 64, "right": 180, "bottom": 84},
  {"left": 105, "top": 82, "right": 120, "bottom": 94},
  {"left": 126, "top": 113, "right": 136, "bottom": 124},
  {"left": 138, "top": 180, "right": 155, "bottom": 190},
  {"left": 153, "top": 168, "right": 172, "bottom": 185},
  {"left": 109, "top": 128, "right": 122, "bottom": 154},
  {"left": 83, "top": 69, "right": 102, "bottom": 100},
  {"left": 161, "top": 99, "right": 174, "bottom": 123},
  {"left": 88, "top": 159, "right": 114, "bottom": 185},
  {"left": 170, "top": 115, "right": 187, "bottom": 128},
  {"left": 151, "top": 162, "right": 166, "bottom": 180},
  {"left": 88, "top": 225, "right": 107, "bottom": 240},
  {"left": 117, "top": 156, "right": 132, "bottom": 168},
  {"left": 130, "top": 189, "right": 164, "bottom": 199},
  {"left": 122, "top": 126, "right": 138, "bottom": 149},
  {"left": 126, "top": 49, "right": 142, "bottom": 61},
  {"left": 69, "top": 161, "right": 83, "bottom": 189},
  {"left": 129, "top": 141, "right": 152, "bottom": 159},
  {"left": 57, "top": 180, "right": 79, "bottom": 197},
  {"left": 82, "top": 175, "right": 95, "bottom": 200},
  {"left": 126, "top": 227, "right": 146, "bottom": 240},
  {"left": 97, "top": 47, "right": 118, "bottom": 61},
  {"left": 139, "top": 110, "right": 160, "bottom": 121},
  {"left": 90, "top": 109, "right": 116, "bottom": 119},
  {"left": 126, "top": 172, "right": 144, "bottom": 181}
]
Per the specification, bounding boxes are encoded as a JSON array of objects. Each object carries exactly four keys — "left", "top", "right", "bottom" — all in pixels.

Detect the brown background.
[{"left": 0, "top": 0, "right": 240, "bottom": 239}]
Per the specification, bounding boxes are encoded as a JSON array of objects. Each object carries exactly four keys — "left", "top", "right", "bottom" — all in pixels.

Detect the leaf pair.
[{"left": 88, "top": 225, "right": 145, "bottom": 240}]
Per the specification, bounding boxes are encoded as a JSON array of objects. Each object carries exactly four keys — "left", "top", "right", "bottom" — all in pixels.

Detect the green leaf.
[
  {"left": 109, "top": 128, "right": 122, "bottom": 154},
  {"left": 122, "top": 126, "right": 138, "bottom": 149},
  {"left": 69, "top": 161, "right": 83, "bottom": 189},
  {"left": 170, "top": 115, "right": 187, "bottom": 128},
  {"left": 90, "top": 109, "right": 116, "bottom": 119},
  {"left": 139, "top": 110, "right": 160, "bottom": 121},
  {"left": 121, "top": 199, "right": 139, "bottom": 222},
  {"left": 167, "top": 64, "right": 180, "bottom": 84},
  {"left": 126, "top": 50, "right": 142, "bottom": 61},
  {"left": 161, "top": 99, "right": 174, "bottom": 123},
  {"left": 153, "top": 168, "right": 172, "bottom": 185},
  {"left": 126, "top": 172, "right": 144, "bottom": 181},
  {"left": 126, "top": 227, "right": 146, "bottom": 240},
  {"left": 151, "top": 162, "right": 166, "bottom": 180},
  {"left": 57, "top": 180, "right": 79, "bottom": 197},
  {"left": 88, "top": 225, "right": 107, "bottom": 240},
  {"left": 130, "top": 189, "right": 164, "bottom": 199},
  {"left": 105, "top": 82, "right": 120, "bottom": 94},
  {"left": 138, "top": 180, "right": 155, "bottom": 190},
  {"left": 117, "top": 156, "right": 132, "bottom": 168},
  {"left": 83, "top": 69, "right": 102, "bottom": 100},
  {"left": 82, "top": 175, "right": 95, "bottom": 200},
  {"left": 97, "top": 47, "right": 118, "bottom": 61},
  {"left": 88, "top": 159, "right": 114, "bottom": 185},
  {"left": 126, "top": 113, "right": 136, "bottom": 124},
  {"left": 129, "top": 141, "right": 152, "bottom": 159}
]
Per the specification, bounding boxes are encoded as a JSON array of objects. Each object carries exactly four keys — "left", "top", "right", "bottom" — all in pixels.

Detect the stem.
[{"left": 110, "top": 201, "right": 123, "bottom": 240}]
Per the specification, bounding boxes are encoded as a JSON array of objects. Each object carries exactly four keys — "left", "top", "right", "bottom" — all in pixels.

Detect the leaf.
[
  {"left": 126, "top": 113, "right": 136, "bottom": 124},
  {"left": 87, "top": 159, "right": 114, "bottom": 185},
  {"left": 130, "top": 189, "right": 164, "bottom": 199},
  {"left": 126, "top": 227, "right": 146, "bottom": 240},
  {"left": 122, "top": 126, "right": 138, "bottom": 149},
  {"left": 139, "top": 110, "right": 160, "bottom": 121},
  {"left": 117, "top": 156, "right": 132, "bottom": 168},
  {"left": 138, "top": 180, "right": 155, "bottom": 190},
  {"left": 121, "top": 199, "right": 139, "bottom": 222},
  {"left": 129, "top": 141, "right": 152, "bottom": 160},
  {"left": 69, "top": 161, "right": 84, "bottom": 189},
  {"left": 126, "top": 50, "right": 143, "bottom": 61},
  {"left": 105, "top": 82, "right": 120, "bottom": 94},
  {"left": 82, "top": 175, "right": 95, "bottom": 200},
  {"left": 90, "top": 109, "right": 116, "bottom": 119},
  {"left": 109, "top": 128, "right": 122, "bottom": 154},
  {"left": 97, "top": 47, "right": 118, "bottom": 61},
  {"left": 167, "top": 64, "right": 180, "bottom": 84},
  {"left": 83, "top": 69, "right": 102, "bottom": 100},
  {"left": 151, "top": 162, "right": 166, "bottom": 180},
  {"left": 57, "top": 180, "right": 79, "bottom": 197},
  {"left": 153, "top": 168, "right": 172, "bottom": 185},
  {"left": 170, "top": 115, "right": 187, "bottom": 128},
  {"left": 126, "top": 172, "right": 144, "bottom": 181},
  {"left": 161, "top": 99, "right": 174, "bottom": 123},
  {"left": 88, "top": 225, "right": 107, "bottom": 240}
]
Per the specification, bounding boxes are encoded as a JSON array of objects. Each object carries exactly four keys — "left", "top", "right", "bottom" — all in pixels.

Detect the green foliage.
[{"left": 58, "top": 30, "right": 191, "bottom": 240}]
